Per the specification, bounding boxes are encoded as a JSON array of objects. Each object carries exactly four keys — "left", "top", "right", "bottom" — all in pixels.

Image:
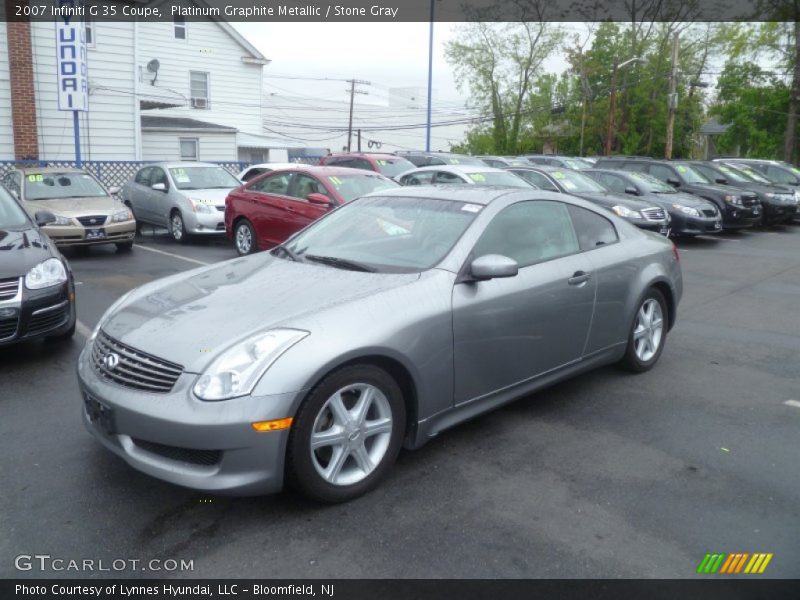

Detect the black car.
[
  {"left": 393, "top": 151, "right": 486, "bottom": 168},
  {"left": 688, "top": 161, "right": 797, "bottom": 225},
  {"left": 518, "top": 155, "right": 594, "bottom": 170},
  {"left": 585, "top": 169, "right": 723, "bottom": 236},
  {"left": 0, "top": 184, "right": 76, "bottom": 346},
  {"left": 715, "top": 159, "right": 800, "bottom": 223},
  {"left": 506, "top": 166, "right": 670, "bottom": 235},
  {"left": 594, "top": 158, "right": 762, "bottom": 230}
]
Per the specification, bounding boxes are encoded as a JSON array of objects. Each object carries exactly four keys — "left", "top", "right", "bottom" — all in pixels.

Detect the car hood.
[
  {"left": 23, "top": 196, "right": 122, "bottom": 215},
  {"left": 645, "top": 191, "right": 713, "bottom": 209},
  {"left": 101, "top": 254, "right": 421, "bottom": 372},
  {"left": 728, "top": 181, "right": 793, "bottom": 196},
  {"left": 573, "top": 191, "right": 651, "bottom": 209},
  {"left": 174, "top": 188, "right": 233, "bottom": 205},
  {"left": 686, "top": 182, "right": 747, "bottom": 197},
  {"left": 0, "top": 227, "right": 58, "bottom": 278}
]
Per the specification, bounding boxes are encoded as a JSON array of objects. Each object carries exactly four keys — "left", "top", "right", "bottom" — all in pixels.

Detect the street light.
[
  {"left": 425, "top": 0, "right": 436, "bottom": 152},
  {"left": 605, "top": 57, "right": 646, "bottom": 156}
]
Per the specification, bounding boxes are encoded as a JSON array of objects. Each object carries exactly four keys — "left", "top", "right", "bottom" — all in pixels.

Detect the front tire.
[
  {"left": 234, "top": 219, "right": 256, "bottom": 256},
  {"left": 620, "top": 288, "right": 668, "bottom": 373},
  {"left": 287, "top": 365, "right": 406, "bottom": 503},
  {"left": 169, "top": 210, "right": 188, "bottom": 244}
]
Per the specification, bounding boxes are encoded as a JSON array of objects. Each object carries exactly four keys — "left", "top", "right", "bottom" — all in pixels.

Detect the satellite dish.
[{"left": 144, "top": 59, "right": 160, "bottom": 86}]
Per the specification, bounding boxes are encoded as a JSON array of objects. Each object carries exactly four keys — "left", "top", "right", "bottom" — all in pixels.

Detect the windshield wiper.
[
  {"left": 272, "top": 244, "right": 304, "bottom": 262},
  {"left": 304, "top": 254, "right": 376, "bottom": 272}
]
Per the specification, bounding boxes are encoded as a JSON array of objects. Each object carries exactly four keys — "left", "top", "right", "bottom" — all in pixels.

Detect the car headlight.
[
  {"left": 189, "top": 198, "right": 215, "bottom": 214},
  {"left": 24, "top": 258, "right": 67, "bottom": 290},
  {"left": 672, "top": 204, "right": 701, "bottom": 217},
  {"left": 48, "top": 214, "right": 73, "bottom": 226},
  {"left": 794, "top": 190, "right": 800, "bottom": 202},
  {"left": 724, "top": 194, "right": 742, "bottom": 205},
  {"left": 763, "top": 192, "right": 776, "bottom": 199},
  {"left": 194, "top": 329, "right": 309, "bottom": 401},
  {"left": 611, "top": 205, "right": 641, "bottom": 218},
  {"left": 111, "top": 208, "right": 133, "bottom": 222},
  {"left": 89, "top": 289, "right": 135, "bottom": 343}
]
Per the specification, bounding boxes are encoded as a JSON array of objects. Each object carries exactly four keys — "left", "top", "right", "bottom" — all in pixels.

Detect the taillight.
[{"left": 672, "top": 242, "right": 680, "bottom": 262}]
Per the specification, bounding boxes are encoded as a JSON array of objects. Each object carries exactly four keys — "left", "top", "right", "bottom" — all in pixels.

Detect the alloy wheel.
[
  {"left": 171, "top": 213, "right": 184, "bottom": 241},
  {"left": 235, "top": 223, "right": 252, "bottom": 254},
  {"left": 309, "top": 383, "right": 393, "bottom": 487},
  {"left": 632, "top": 298, "right": 664, "bottom": 362}
]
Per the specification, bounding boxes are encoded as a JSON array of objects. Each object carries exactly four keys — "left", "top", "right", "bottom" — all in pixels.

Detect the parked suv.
[
  {"left": 594, "top": 158, "right": 761, "bottom": 229},
  {"left": 319, "top": 153, "right": 415, "bottom": 180},
  {"left": 719, "top": 159, "right": 800, "bottom": 191},
  {"left": 689, "top": 161, "right": 797, "bottom": 225}
]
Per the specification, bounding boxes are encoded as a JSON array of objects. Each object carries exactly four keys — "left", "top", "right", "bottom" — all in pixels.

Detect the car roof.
[
  {"left": 145, "top": 162, "right": 223, "bottom": 169},
  {"left": 373, "top": 184, "right": 542, "bottom": 206},
  {"left": 271, "top": 165, "right": 391, "bottom": 177},
  {"left": 401, "top": 164, "right": 510, "bottom": 174},
  {"left": 326, "top": 153, "right": 403, "bottom": 160},
  {"left": 243, "top": 162, "right": 302, "bottom": 170}
]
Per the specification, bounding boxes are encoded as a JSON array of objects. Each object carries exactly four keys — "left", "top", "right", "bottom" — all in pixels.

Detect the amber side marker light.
[{"left": 251, "top": 417, "right": 293, "bottom": 432}]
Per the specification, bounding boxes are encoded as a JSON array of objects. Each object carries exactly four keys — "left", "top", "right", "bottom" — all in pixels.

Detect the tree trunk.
[{"left": 783, "top": 19, "right": 800, "bottom": 164}]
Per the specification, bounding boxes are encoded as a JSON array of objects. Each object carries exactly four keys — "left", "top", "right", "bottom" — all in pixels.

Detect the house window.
[
  {"left": 84, "top": 18, "right": 95, "bottom": 47},
  {"left": 190, "top": 71, "right": 209, "bottom": 108},
  {"left": 180, "top": 139, "right": 199, "bottom": 161},
  {"left": 174, "top": 16, "right": 187, "bottom": 39}
]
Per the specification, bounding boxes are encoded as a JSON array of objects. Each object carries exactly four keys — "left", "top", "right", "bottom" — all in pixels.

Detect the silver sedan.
[
  {"left": 78, "top": 186, "right": 682, "bottom": 502},
  {"left": 122, "top": 162, "right": 241, "bottom": 243}
]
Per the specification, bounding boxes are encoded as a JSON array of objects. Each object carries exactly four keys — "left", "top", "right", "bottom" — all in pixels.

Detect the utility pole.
[
  {"left": 665, "top": 32, "right": 680, "bottom": 159},
  {"left": 346, "top": 79, "right": 370, "bottom": 152},
  {"left": 605, "top": 62, "right": 619, "bottom": 157}
]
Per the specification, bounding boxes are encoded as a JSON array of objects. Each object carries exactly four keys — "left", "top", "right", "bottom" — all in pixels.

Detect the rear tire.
[
  {"left": 234, "top": 219, "right": 257, "bottom": 256},
  {"left": 619, "top": 288, "right": 668, "bottom": 373},
  {"left": 286, "top": 365, "right": 406, "bottom": 503},
  {"left": 115, "top": 241, "right": 133, "bottom": 252}
]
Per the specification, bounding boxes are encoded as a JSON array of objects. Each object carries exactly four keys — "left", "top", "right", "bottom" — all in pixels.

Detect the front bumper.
[
  {"left": 185, "top": 208, "right": 226, "bottom": 235},
  {"left": 761, "top": 200, "right": 798, "bottom": 223},
  {"left": 669, "top": 211, "right": 723, "bottom": 235},
  {"left": 0, "top": 278, "right": 75, "bottom": 346},
  {"left": 629, "top": 218, "right": 670, "bottom": 236},
  {"left": 43, "top": 220, "right": 136, "bottom": 247},
  {"left": 77, "top": 341, "right": 302, "bottom": 495},
  {"left": 722, "top": 204, "right": 761, "bottom": 229}
]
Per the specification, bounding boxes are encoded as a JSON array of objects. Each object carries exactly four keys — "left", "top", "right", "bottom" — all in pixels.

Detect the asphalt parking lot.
[{"left": 2, "top": 225, "right": 799, "bottom": 579}]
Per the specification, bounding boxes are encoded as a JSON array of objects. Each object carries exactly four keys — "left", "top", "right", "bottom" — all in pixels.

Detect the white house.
[{"left": 1, "top": 5, "right": 289, "bottom": 163}]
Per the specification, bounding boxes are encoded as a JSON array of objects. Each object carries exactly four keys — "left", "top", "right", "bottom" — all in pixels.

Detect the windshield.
[
  {"left": 466, "top": 171, "right": 532, "bottom": 188},
  {"left": 712, "top": 165, "right": 752, "bottom": 183},
  {"left": 169, "top": 166, "right": 240, "bottom": 190},
  {"left": 0, "top": 186, "right": 29, "bottom": 229},
  {"left": 284, "top": 195, "right": 480, "bottom": 273},
  {"left": 551, "top": 169, "right": 606, "bottom": 193},
  {"left": 733, "top": 165, "right": 772, "bottom": 184},
  {"left": 674, "top": 164, "right": 711, "bottom": 184},
  {"left": 374, "top": 158, "right": 415, "bottom": 178},
  {"left": 627, "top": 171, "right": 677, "bottom": 193},
  {"left": 327, "top": 173, "right": 399, "bottom": 202},
  {"left": 24, "top": 172, "right": 108, "bottom": 201}
]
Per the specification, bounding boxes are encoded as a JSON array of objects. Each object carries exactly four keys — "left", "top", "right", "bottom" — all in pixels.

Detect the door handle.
[
  {"left": 284, "top": 206, "right": 296, "bottom": 213},
  {"left": 568, "top": 271, "right": 591, "bottom": 286}
]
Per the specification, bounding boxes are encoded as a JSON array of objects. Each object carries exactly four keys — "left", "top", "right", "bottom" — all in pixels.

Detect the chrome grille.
[
  {"left": 641, "top": 207, "right": 667, "bottom": 221},
  {"left": 91, "top": 330, "right": 184, "bottom": 393},
  {"left": 0, "top": 278, "right": 20, "bottom": 301},
  {"left": 77, "top": 215, "right": 108, "bottom": 227},
  {"left": 27, "top": 302, "right": 70, "bottom": 335}
]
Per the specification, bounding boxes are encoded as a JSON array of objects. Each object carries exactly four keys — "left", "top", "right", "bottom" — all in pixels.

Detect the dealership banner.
[
  {"left": 1, "top": 0, "right": 798, "bottom": 22},
  {"left": 4, "top": 579, "right": 800, "bottom": 600},
  {"left": 54, "top": 5, "right": 88, "bottom": 111}
]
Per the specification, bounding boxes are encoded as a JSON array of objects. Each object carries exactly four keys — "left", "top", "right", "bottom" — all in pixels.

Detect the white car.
[
  {"left": 237, "top": 163, "right": 302, "bottom": 182},
  {"left": 396, "top": 165, "right": 534, "bottom": 188}
]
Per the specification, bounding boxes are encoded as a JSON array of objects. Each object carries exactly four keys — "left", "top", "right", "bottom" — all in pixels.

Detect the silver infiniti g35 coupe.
[{"left": 78, "top": 186, "right": 682, "bottom": 502}]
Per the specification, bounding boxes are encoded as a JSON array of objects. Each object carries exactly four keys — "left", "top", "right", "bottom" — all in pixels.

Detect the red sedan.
[{"left": 225, "top": 166, "right": 399, "bottom": 255}]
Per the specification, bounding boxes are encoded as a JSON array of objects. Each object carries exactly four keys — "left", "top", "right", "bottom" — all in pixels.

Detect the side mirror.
[
  {"left": 108, "top": 186, "right": 121, "bottom": 195},
  {"left": 666, "top": 178, "right": 681, "bottom": 187},
  {"left": 307, "top": 192, "right": 332, "bottom": 206},
  {"left": 34, "top": 210, "right": 56, "bottom": 227},
  {"left": 715, "top": 177, "right": 728, "bottom": 185},
  {"left": 151, "top": 182, "right": 167, "bottom": 192},
  {"left": 624, "top": 186, "right": 638, "bottom": 195},
  {"left": 470, "top": 254, "right": 519, "bottom": 281}
]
